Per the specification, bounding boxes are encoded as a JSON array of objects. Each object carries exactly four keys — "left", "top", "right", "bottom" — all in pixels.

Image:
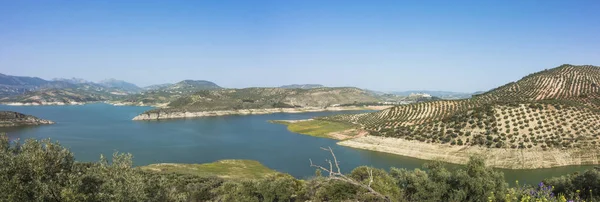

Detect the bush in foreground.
[{"left": 1, "top": 134, "right": 599, "bottom": 201}]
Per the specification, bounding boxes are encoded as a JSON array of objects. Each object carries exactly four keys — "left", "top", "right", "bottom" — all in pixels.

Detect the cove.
[{"left": 0, "top": 103, "right": 593, "bottom": 185}]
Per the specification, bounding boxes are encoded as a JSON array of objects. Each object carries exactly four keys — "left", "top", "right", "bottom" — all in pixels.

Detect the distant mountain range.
[
  {"left": 99, "top": 79, "right": 143, "bottom": 93},
  {"left": 143, "top": 83, "right": 173, "bottom": 91},
  {"left": 0, "top": 74, "right": 136, "bottom": 104},
  {"left": 389, "top": 90, "right": 475, "bottom": 100},
  {"left": 0, "top": 73, "right": 51, "bottom": 97},
  {"left": 279, "top": 84, "right": 325, "bottom": 89},
  {"left": 164, "top": 80, "right": 222, "bottom": 91},
  {"left": 0, "top": 73, "right": 231, "bottom": 105},
  {"left": 52, "top": 77, "right": 91, "bottom": 84},
  {"left": 113, "top": 80, "right": 223, "bottom": 106},
  {"left": 0, "top": 73, "right": 477, "bottom": 106},
  {"left": 276, "top": 85, "right": 477, "bottom": 100}
]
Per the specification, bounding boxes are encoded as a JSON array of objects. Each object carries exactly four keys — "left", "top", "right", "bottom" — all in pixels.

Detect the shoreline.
[
  {"left": 132, "top": 105, "right": 391, "bottom": 121},
  {"left": 105, "top": 101, "right": 168, "bottom": 108},
  {"left": 338, "top": 135, "right": 600, "bottom": 169}
]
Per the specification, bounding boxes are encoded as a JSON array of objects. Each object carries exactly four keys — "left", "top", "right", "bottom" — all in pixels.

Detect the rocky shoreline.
[
  {"left": 338, "top": 135, "right": 600, "bottom": 169},
  {"left": 133, "top": 106, "right": 390, "bottom": 121},
  {"left": 0, "top": 111, "right": 54, "bottom": 127}
]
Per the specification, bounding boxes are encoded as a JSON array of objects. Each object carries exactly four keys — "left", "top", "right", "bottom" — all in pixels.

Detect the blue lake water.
[{"left": 0, "top": 103, "right": 593, "bottom": 185}]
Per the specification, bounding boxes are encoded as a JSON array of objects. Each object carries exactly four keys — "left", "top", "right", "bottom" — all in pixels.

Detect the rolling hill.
[
  {"left": 99, "top": 78, "right": 142, "bottom": 93},
  {"left": 162, "top": 80, "right": 222, "bottom": 92},
  {"left": 52, "top": 77, "right": 91, "bottom": 84},
  {"left": 279, "top": 84, "right": 325, "bottom": 89},
  {"left": 0, "top": 74, "right": 149, "bottom": 105},
  {"left": 134, "top": 87, "right": 385, "bottom": 120},
  {"left": 324, "top": 64, "right": 600, "bottom": 153},
  {"left": 143, "top": 83, "right": 172, "bottom": 91},
  {"left": 0, "top": 86, "right": 128, "bottom": 105},
  {"left": 112, "top": 80, "right": 222, "bottom": 106},
  {"left": 0, "top": 111, "right": 54, "bottom": 127},
  {"left": 390, "top": 90, "right": 474, "bottom": 100},
  {"left": 0, "top": 73, "right": 51, "bottom": 97},
  {"left": 0, "top": 74, "right": 144, "bottom": 100}
]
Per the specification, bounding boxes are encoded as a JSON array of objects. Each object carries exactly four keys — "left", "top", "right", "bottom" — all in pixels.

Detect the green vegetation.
[
  {"left": 140, "top": 160, "right": 279, "bottom": 179},
  {"left": 139, "top": 87, "right": 382, "bottom": 115},
  {"left": 108, "top": 80, "right": 222, "bottom": 106},
  {"left": 98, "top": 78, "right": 143, "bottom": 93},
  {"left": 324, "top": 64, "right": 600, "bottom": 150},
  {"left": 279, "top": 84, "right": 325, "bottom": 89},
  {"left": 0, "top": 73, "right": 139, "bottom": 103},
  {"left": 271, "top": 120, "right": 356, "bottom": 139},
  {"left": 0, "top": 86, "right": 128, "bottom": 104},
  {"left": 0, "top": 74, "right": 222, "bottom": 106},
  {"left": 0, "top": 73, "right": 57, "bottom": 97},
  {"left": 0, "top": 111, "right": 54, "bottom": 127},
  {"left": 2, "top": 133, "right": 599, "bottom": 202},
  {"left": 390, "top": 90, "right": 474, "bottom": 100}
]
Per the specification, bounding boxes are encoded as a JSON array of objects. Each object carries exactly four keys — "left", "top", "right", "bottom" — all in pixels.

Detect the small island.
[{"left": 0, "top": 111, "right": 54, "bottom": 127}]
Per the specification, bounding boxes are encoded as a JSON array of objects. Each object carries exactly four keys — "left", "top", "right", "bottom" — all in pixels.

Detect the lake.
[{"left": 0, "top": 103, "right": 593, "bottom": 185}]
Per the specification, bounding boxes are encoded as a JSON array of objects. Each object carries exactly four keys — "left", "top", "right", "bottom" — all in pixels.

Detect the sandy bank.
[
  {"left": 338, "top": 136, "right": 600, "bottom": 169},
  {"left": 133, "top": 105, "right": 391, "bottom": 121}
]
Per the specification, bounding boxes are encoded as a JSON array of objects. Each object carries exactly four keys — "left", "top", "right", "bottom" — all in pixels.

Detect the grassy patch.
[
  {"left": 271, "top": 119, "right": 356, "bottom": 139},
  {"left": 139, "top": 159, "right": 278, "bottom": 179}
]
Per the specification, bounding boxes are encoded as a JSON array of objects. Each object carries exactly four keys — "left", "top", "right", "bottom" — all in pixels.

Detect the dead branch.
[
  {"left": 310, "top": 146, "right": 390, "bottom": 202},
  {"left": 320, "top": 147, "right": 341, "bottom": 174}
]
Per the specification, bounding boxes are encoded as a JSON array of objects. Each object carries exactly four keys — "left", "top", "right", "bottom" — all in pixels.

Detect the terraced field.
[{"left": 323, "top": 64, "right": 600, "bottom": 150}]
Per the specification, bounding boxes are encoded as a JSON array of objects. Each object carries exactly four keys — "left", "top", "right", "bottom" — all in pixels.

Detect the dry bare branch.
[
  {"left": 310, "top": 147, "right": 390, "bottom": 202},
  {"left": 368, "top": 168, "right": 374, "bottom": 188}
]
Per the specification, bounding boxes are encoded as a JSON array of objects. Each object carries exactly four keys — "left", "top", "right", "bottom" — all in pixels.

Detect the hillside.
[
  {"left": 99, "top": 78, "right": 142, "bottom": 93},
  {"left": 322, "top": 64, "right": 600, "bottom": 168},
  {"left": 134, "top": 87, "right": 383, "bottom": 120},
  {"left": 390, "top": 90, "right": 474, "bottom": 100},
  {"left": 0, "top": 73, "right": 143, "bottom": 100},
  {"left": 0, "top": 111, "right": 54, "bottom": 127},
  {"left": 0, "top": 86, "right": 127, "bottom": 105},
  {"left": 112, "top": 80, "right": 222, "bottom": 106},
  {"left": 142, "top": 83, "right": 172, "bottom": 91},
  {"left": 0, "top": 73, "right": 50, "bottom": 97},
  {"left": 162, "top": 80, "right": 222, "bottom": 92},
  {"left": 52, "top": 77, "right": 91, "bottom": 84},
  {"left": 279, "top": 84, "right": 325, "bottom": 89}
]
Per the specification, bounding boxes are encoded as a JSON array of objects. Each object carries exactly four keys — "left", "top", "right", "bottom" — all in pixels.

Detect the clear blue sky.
[{"left": 1, "top": 0, "right": 599, "bottom": 92}]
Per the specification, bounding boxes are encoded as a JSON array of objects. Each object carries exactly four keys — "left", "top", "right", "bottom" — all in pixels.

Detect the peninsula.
[
  {"left": 0, "top": 111, "right": 54, "bottom": 127},
  {"left": 132, "top": 87, "right": 392, "bottom": 120}
]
